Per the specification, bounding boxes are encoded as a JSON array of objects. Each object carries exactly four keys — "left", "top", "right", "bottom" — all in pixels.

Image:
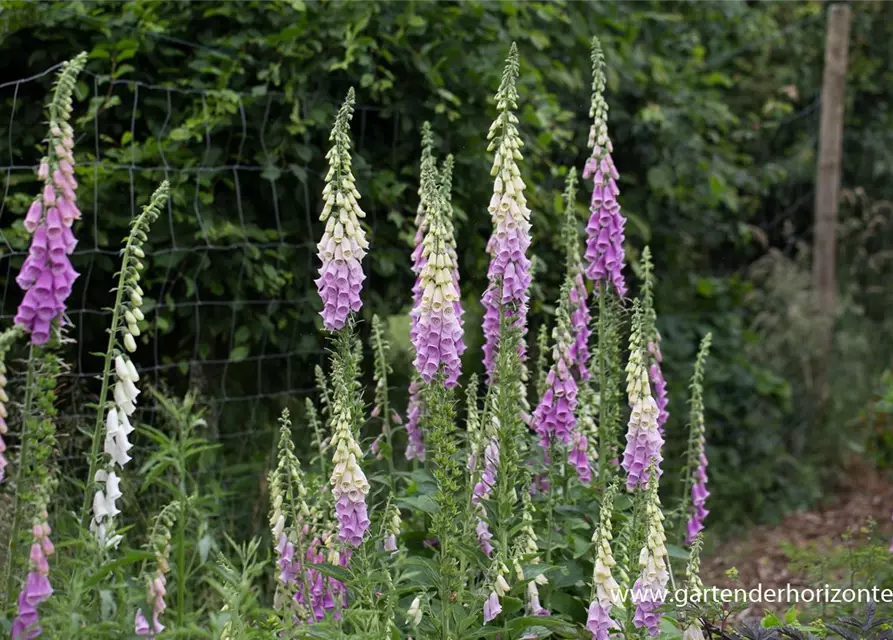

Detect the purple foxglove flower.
[
  {"left": 329, "top": 391, "right": 371, "bottom": 546},
  {"left": 569, "top": 432, "right": 592, "bottom": 485},
  {"left": 586, "top": 601, "right": 619, "bottom": 640},
  {"left": 649, "top": 362, "right": 669, "bottom": 434},
  {"left": 475, "top": 515, "right": 494, "bottom": 557},
  {"left": 472, "top": 438, "right": 499, "bottom": 556},
  {"left": 583, "top": 38, "right": 627, "bottom": 299},
  {"left": 16, "top": 145, "right": 81, "bottom": 345},
  {"left": 383, "top": 533, "right": 397, "bottom": 553},
  {"left": 410, "top": 163, "right": 463, "bottom": 386},
  {"left": 533, "top": 280, "right": 590, "bottom": 484},
  {"left": 570, "top": 273, "right": 591, "bottom": 381},
  {"left": 482, "top": 45, "right": 532, "bottom": 376},
  {"left": 314, "top": 90, "right": 368, "bottom": 331},
  {"left": 632, "top": 579, "right": 663, "bottom": 637},
  {"left": 632, "top": 477, "right": 668, "bottom": 637},
  {"left": 685, "top": 452, "right": 709, "bottom": 543},
  {"left": 583, "top": 154, "right": 626, "bottom": 299},
  {"left": 526, "top": 581, "right": 549, "bottom": 617},
  {"left": 405, "top": 380, "right": 425, "bottom": 462},
  {"left": 622, "top": 316, "right": 664, "bottom": 491},
  {"left": 134, "top": 609, "right": 150, "bottom": 636},
  {"left": 11, "top": 593, "right": 41, "bottom": 640},
  {"left": 483, "top": 590, "right": 502, "bottom": 623}
]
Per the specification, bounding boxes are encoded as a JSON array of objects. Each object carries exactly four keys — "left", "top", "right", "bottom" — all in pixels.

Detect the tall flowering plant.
[
  {"left": 83, "top": 182, "right": 169, "bottom": 549},
  {"left": 632, "top": 472, "right": 669, "bottom": 636},
  {"left": 622, "top": 301, "right": 664, "bottom": 491},
  {"left": 314, "top": 89, "right": 371, "bottom": 551},
  {"left": 586, "top": 483, "right": 622, "bottom": 640},
  {"left": 15, "top": 52, "right": 86, "bottom": 345},
  {"left": 641, "top": 248, "right": 669, "bottom": 434},
  {"left": 561, "top": 168, "right": 592, "bottom": 383},
  {"left": 481, "top": 42, "right": 532, "bottom": 376},
  {"left": 315, "top": 88, "right": 368, "bottom": 332},
  {"left": 532, "top": 277, "right": 590, "bottom": 483},
  {"left": 583, "top": 37, "right": 626, "bottom": 300},
  {"left": 683, "top": 334, "right": 713, "bottom": 543},
  {"left": 0, "top": 326, "right": 23, "bottom": 483}
]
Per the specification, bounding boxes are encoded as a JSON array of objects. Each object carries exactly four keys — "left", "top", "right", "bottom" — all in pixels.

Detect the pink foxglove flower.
[
  {"left": 0, "top": 360, "right": 8, "bottom": 482},
  {"left": 472, "top": 435, "right": 499, "bottom": 556},
  {"left": 483, "top": 590, "right": 502, "bottom": 623},
  {"left": 12, "top": 514, "right": 54, "bottom": 640},
  {"left": 482, "top": 44, "right": 532, "bottom": 376},
  {"left": 622, "top": 306, "right": 663, "bottom": 491},
  {"left": 586, "top": 484, "right": 620, "bottom": 640},
  {"left": 583, "top": 37, "right": 626, "bottom": 299},
  {"left": 533, "top": 279, "right": 590, "bottom": 483},
  {"left": 405, "top": 379, "right": 425, "bottom": 462},
  {"left": 686, "top": 452, "right": 710, "bottom": 543},
  {"left": 15, "top": 133, "right": 80, "bottom": 344},
  {"left": 648, "top": 338, "right": 669, "bottom": 434},
  {"left": 685, "top": 333, "right": 712, "bottom": 543},
  {"left": 314, "top": 89, "right": 368, "bottom": 332},
  {"left": 632, "top": 477, "right": 668, "bottom": 637},
  {"left": 411, "top": 153, "right": 463, "bottom": 386},
  {"left": 15, "top": 55, "right": 86, "bottom": 344},
  {"left": 329, "top": 391, "right": 370, "bottom": 547},
  {"left": 570, "top": 274, "right": 591, "bottom": 381}
]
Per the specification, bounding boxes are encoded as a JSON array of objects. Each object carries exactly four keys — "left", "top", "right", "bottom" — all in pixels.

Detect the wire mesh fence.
[{"left": 0, "top": 61, "right": 402, "bottom": 509}]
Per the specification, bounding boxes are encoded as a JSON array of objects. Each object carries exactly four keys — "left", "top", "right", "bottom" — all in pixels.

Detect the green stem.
[
  {"left": 4, "top": 344, "right": 35, "bottom": 611},
  {"left": 177, "top": 497, "right": 186, "bottom": 628},
  {"left": 373, "top": 336, "right": 396, "bottom": 496},
  {"left": 597, "top": 281, "right": 608, "bottom": 488},
  {"left": 82, "top": 248, "right": 136, "bottom": 526}
]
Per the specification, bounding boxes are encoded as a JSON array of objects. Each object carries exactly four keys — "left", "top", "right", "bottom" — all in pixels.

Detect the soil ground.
[{"left": 700, "top": 460, "right": 893, "bottom": 620}]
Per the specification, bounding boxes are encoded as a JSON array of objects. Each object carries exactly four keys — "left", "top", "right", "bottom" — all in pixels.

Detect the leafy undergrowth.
[{"left": 701, "top": 458, "right": 893, "bottom": 621}]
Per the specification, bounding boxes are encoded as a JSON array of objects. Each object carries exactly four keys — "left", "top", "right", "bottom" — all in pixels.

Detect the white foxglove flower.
[
  {"left": 104, "top": 428, "right": 133, "bottom": 467},
  {"left": 406, "top": 596, "right": 422, "bottom": 627},
  {"left": 495, "top": 574, "right": 510, "bottom": 597}
]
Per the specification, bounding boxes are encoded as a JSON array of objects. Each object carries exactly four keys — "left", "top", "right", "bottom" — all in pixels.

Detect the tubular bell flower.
[
  {"left": 513, "top": 491, "right": 549, "bottom": 617},
  {"left": 0, "top": 327, "right": 20, "bottom": 483},
  {"left": 15, "top": 53, "right": 87, "bottom": 345},
  {"left": 472, "top": 429, "right": 499, "bottom": 557},
  {"left": 329, "top": 377, "right": 370, "bottom": 547},
  {"left": 482, "top": 43, "right": 532, "bottom": 376},
  {"left": 405, "top": 378, "right": 425, "bottom": 462},
  {"left": 641, "top": 248, "right": 668, "bottom": 433},
  {"left": 632, "top": 472, "right": 669, "bottom": 637},
  {"left": 622, "top": 302, "right": 663, "bottom": 491},
  {"left": 411, "top": 151, "right": 463, "bottom": 386},
  {"left": 586, "top": 484, "right": 621, "bottom": 640},
  {"left": 411, "top": 123, "right": 437, "bottom": 344},
  {"left": 12, "top": 511, "right": 54, "bottom": 640},
  {"left": 583, "top": 37, "right": 626, "bottom": 298},
  {"left": 315, "top": 88, "right": 369, "bottom": 332},
  {"left": 383, "top": 501, "right": 401, "bottom": 554},
  {"left": 562, "top": 168, "right": 591, "bottom": 381},
  {"left": 685, "top": 334, "right": 712, "bottom": 543},
  {"left": 136, "top": 502, "right": 176, "bottom": 639},
  {"left": 533, "top": 278, "right": 591, "bottom": 483},
  {"left": 87, "top": 183, "right": 168, "bottom": 550}
]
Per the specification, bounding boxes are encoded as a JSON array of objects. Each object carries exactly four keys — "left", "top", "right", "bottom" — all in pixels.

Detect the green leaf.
[
  {"left": 229, "top": 346, "right": 249, "bottom": 362},
  {"left": 397, "top": 494, "right": 440, "bottom": 515},
  {"left": 309, "top": 562, "right": 351, "bottom": 583},
  {"left": 87, "top": 551, "right": 154, "bottom": 587}
]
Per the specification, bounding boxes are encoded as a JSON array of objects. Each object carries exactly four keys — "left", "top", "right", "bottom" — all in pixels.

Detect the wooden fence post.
[{"left": 813, "top": 3, "right": 852, "bottom": 403}]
